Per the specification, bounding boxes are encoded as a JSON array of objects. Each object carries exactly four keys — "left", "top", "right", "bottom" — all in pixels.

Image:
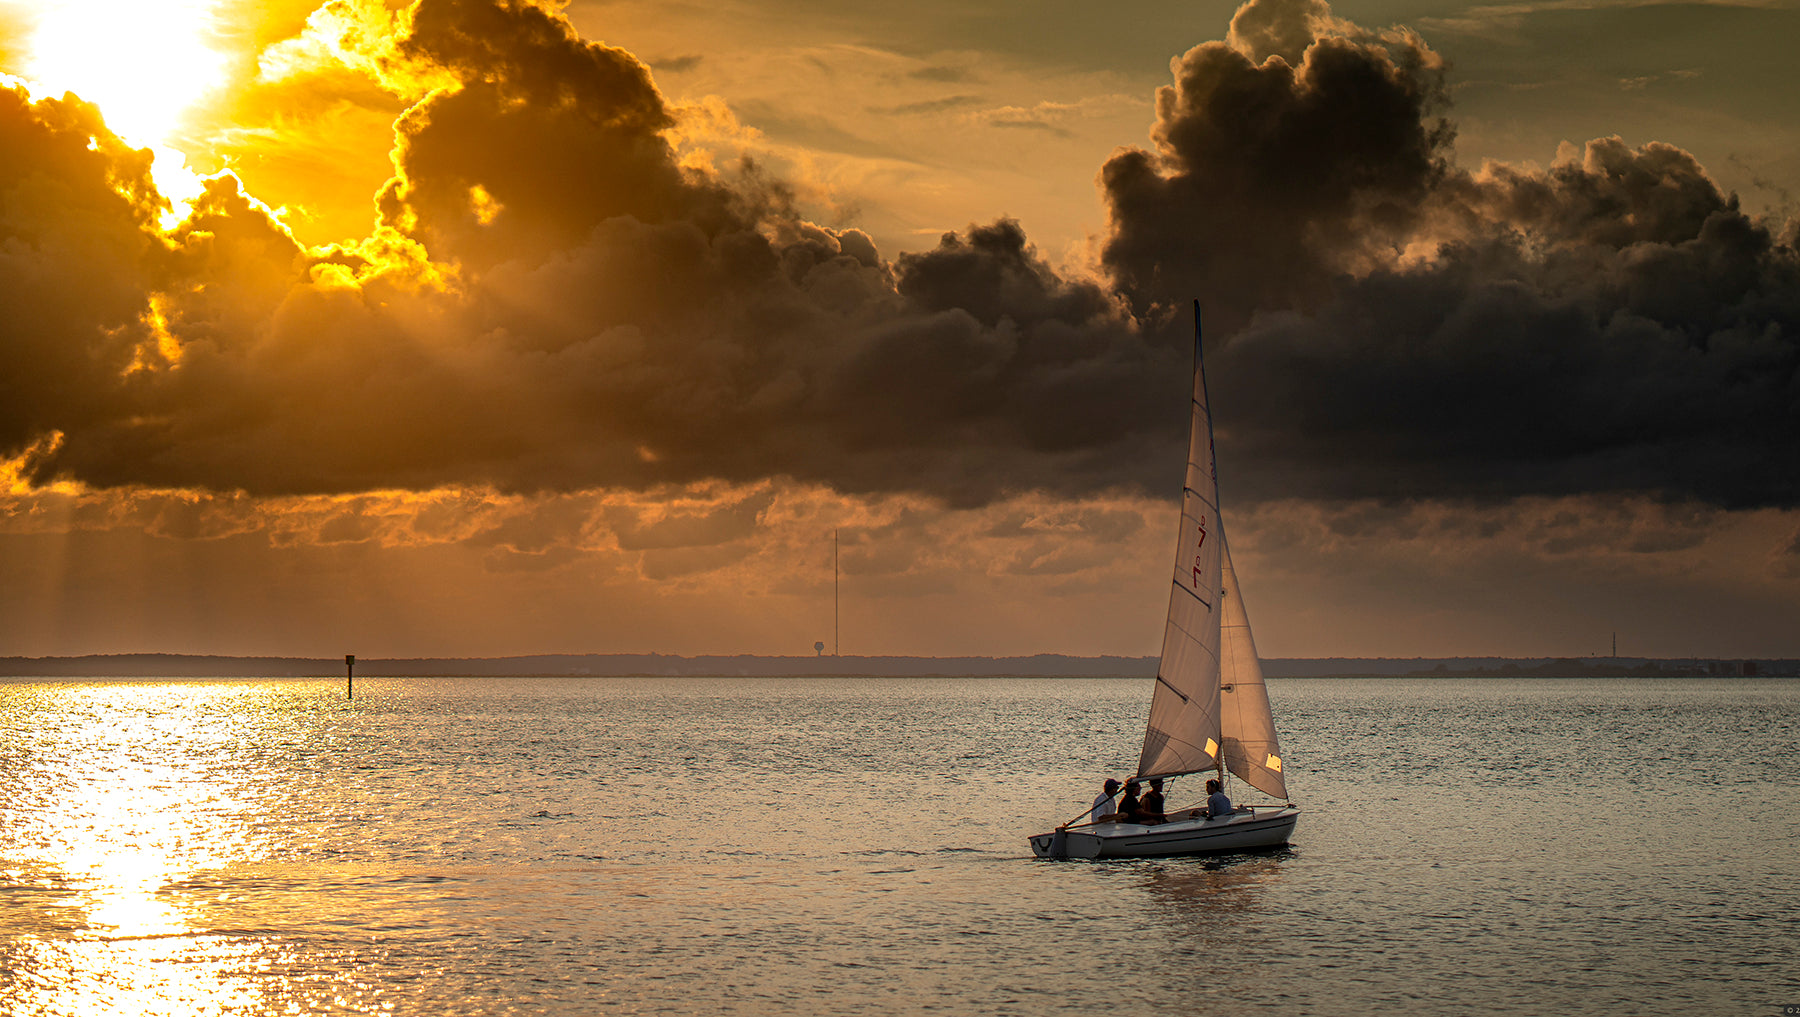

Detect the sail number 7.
[{"left": 1191, "top": 515, "right": 1208, "bottom": 590}]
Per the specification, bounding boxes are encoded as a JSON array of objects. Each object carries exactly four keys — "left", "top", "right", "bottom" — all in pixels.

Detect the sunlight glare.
[
  {"left": 150, "top": 144, "right": 208, "bottom": 226},
  {"left": 2, "top": 683, "right": 268, "bottom": 1016},
  {"left": 21, "top": 0, "right": 228, "bottom": 147}
]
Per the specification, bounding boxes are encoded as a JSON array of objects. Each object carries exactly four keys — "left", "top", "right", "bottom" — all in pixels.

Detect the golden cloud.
[{"left": 2, "top": 0, "right": 1796, "bottom": 517}]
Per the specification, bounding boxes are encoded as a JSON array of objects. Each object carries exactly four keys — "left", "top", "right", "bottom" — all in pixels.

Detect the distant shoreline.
[{"left": 0, "top": 652, "right": 1792, "bottom": 678}]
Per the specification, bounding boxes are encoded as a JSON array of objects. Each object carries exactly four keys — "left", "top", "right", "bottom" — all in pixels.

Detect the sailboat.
[{"left": 1030, "top": 304, "right": 1299, "bottom": 860}]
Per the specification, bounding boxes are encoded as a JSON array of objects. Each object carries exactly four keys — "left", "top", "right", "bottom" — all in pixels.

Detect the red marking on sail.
[{"left": 1192, "top": 516, "right": 1208, "bottom": 588}]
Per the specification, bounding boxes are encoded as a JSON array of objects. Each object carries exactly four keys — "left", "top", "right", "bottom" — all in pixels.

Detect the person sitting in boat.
[
  {"left": 1088, "top": 778, "right": 1122, "bottom": 823},
  {"left": 1116, "top": 779, "right": 1145, "bottom": 823},
  {"left": 1138, "top": 778, "right": 1167, "bottom": 824},
  {"left": 1199, "top": 778, "right": 1235, "bottom": 819}
]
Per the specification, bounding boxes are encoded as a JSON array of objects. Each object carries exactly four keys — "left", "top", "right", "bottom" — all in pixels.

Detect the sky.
[{"left": 0, "top": 0, "right": 1796, "bottom": 660}]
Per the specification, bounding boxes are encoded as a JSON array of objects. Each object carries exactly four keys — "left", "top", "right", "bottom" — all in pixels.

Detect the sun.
[
  {"left": 11, "top": 0, "right": 231, "bottom": 213},
  {"left": 18, "top": 0, "right": 228, "bottom": 145}
]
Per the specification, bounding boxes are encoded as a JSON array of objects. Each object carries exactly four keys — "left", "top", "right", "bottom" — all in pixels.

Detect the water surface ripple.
[{"left": 1, "top": 677, "right": 1794, "bottom": 1015}]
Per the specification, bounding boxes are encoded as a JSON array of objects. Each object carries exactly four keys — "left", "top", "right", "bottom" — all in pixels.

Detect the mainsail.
[{"left": 1137, "top": 314, "right": 1224, "bottom": 780}]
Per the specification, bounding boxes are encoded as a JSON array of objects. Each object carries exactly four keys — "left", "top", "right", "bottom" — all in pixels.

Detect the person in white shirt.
[{"left": 1088, "top": 778, "right": 1122, "bottom": 823}]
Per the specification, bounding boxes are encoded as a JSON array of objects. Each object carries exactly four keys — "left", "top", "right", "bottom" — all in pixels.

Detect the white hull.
[{"left": 1028, "top": 806, "right": 1299, "bottom": 860}]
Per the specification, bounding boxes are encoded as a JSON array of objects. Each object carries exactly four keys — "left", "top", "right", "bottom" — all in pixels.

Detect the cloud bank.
[{"left": 1, "top": 0, "right": 1795, "bottom": 511}]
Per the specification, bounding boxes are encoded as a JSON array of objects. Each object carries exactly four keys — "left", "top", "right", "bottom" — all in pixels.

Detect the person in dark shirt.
[
  {"left": 1139, "top": 778, "right": 1167, "bottom": 825},
  {"left": 1116, "top": 780, "right": 1144, "bottom": 822}
]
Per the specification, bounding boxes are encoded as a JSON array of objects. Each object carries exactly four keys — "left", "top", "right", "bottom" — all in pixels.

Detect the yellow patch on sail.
[
  {"left": 1266, "top": 753, "right": 1282, "bottom": 772},
  {"left": 1204, "top": 738, "right": 1218, "bottom": 758}
]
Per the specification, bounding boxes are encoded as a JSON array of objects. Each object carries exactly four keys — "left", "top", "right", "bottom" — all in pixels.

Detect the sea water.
[{"left": 0, "top": 676, "right": 1794, "bottom": 1016}]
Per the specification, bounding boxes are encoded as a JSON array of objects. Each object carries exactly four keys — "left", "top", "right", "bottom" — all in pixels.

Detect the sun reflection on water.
[{"left": 1, "top": 682, "right": 273, "bottom": 1015}]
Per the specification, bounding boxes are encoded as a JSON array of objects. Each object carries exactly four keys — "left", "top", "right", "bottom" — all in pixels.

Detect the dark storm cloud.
[
  {"left": 0, "top": 88, "right": 165, "bottom": 450},
  {"left": 5, "top": 0, "right": 1797, "bottom": 511},
  {"left": 1094, "top": 0, "right": 1799, "bottom": 508},
  {"left": 1208, "top": 199, "right": 1800, "bottom": 507},
  {"left": 379, "top": 0, "right": 717, "bottom": 271},
  {"left": 1101, "top": 0, "right": 1452, "bottom": 332}
]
